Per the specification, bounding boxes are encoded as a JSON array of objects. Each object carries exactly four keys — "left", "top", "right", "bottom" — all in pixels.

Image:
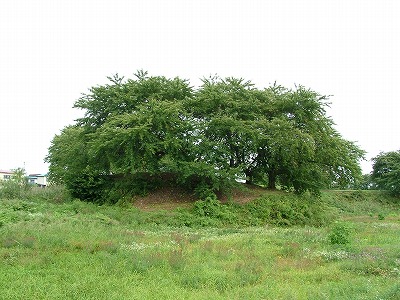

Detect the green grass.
[{"left": 0, "top": 188, "right": 399, "bottom": 299}]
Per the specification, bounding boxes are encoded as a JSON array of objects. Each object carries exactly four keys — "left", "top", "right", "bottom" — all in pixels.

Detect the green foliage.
[
  {"left": 322, "top": 190, "right": 400, "bottom": 219},
  {"left": 0, "top": 168, "right": 31, "bottom": 199},
  {"left": 105, "top": 173, "right": 165, "bottom": 204},
  {"left": 124, "top": 191, "right": 334, "bottom": 228},
  {"left": 172, "top": 193, "right": 330, "bottom": 228},
  {"left": 0, "top": 180, "right": 23, "bottom": 199},
  {"left": 65, "top": 168, "right": 106, "bottom": 203},
  {"left": 193, "top": 183, "right": 218, "bottom": 200},
  {"left": 11, "top": 168, "right": 29, "bottom": 187},
  {"left": 46, "top": 71, "right": 365, "bottom": 202},
  {"left": 353, "top": 173, "right": 377, "bottom": 190},
  {"left": 29, "top": 185, "right": 72, "bottom": 203},
  {"left": 242, "top": 194, "right": 330, "bottom": 227},
  {"left": 329, "top": 222, "right": 352, "bottom": 245},
  {"left": 372, "top": 150, "right": 400, "bottom": 196},
  {"left": 193, "top": 195, "right": 235, "bottom": 222}
]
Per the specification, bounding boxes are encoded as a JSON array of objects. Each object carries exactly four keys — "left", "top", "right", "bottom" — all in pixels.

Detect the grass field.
[{"left": 0, "top": 187, "right": 399, "bottom": 299}]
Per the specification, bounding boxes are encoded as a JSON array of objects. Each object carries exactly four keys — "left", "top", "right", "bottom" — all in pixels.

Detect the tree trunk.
[
  {"left": 244, "top": 169, "right": 253, "bottom": 184},
  {"left": 268, "top": 171, "right": 277, "bottom": 190}
]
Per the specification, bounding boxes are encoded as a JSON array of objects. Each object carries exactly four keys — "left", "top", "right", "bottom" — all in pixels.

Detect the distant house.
[
  {"left": 28, "top": 174, "right": 48, "bottom": 187},
  {"left": 27, "top": 174, "right": 37, "bottom": 185},
  {"left": 0, "top": 170, "right": 13, "bottom": 181}
]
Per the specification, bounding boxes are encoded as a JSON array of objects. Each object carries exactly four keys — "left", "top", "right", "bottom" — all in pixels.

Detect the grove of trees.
[
  {"left": 46, "top": 71, "right": 365, "bottom": 202},
  {"left": 371, "top": 150, "right": 400, "bottom": 196}
]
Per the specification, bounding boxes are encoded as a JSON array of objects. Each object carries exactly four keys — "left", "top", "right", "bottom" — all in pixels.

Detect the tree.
[
  {"left": 188, "top": 77, "right": 365, "bottom": 194},
  {"left": 47, "top": 71, "right": 199, "bottom": 202},
  {"left": 46, "top": 71, "right": 365, "bottom": 202},
  {"left": 45, "top": 126, "right": 107, "bottom": 201},
  {"left": 353, "top": 174, "right": 377, "bottom": 190},
  {"left": 371, "top": 150, "right": 400, "bottom": 196}
]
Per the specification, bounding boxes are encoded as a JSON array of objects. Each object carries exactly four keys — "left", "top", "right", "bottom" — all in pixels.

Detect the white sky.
[{"left": 1, "top": 0, "right": 399, "bottom": 174}]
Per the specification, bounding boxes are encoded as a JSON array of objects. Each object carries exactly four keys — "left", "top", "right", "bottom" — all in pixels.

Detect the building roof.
[
  {"left": 29, "top": 173, "right": 47, "bottom": 177},
  {"left": 0, "top": 170, "right": 13, "bottom": 174}
]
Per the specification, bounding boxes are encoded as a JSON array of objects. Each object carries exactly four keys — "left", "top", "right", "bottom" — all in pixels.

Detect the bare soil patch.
[
  {"left": 133, "top": 184, "right": 281, "bottom": 211},
  {"left": 133, "top": 186, "right": 197, "bottom": 211}
]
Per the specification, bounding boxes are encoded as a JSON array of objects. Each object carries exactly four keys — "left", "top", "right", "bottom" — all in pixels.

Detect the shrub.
[
  {"left": 242, "top": 194, "right": 331, "bottom": 227},
  {"left": 65, "top": 169, "right": 107, "bottom": 203},
  {"left": 329, "top": 222, "right": 352, "bottom": 245},
  {"left": 0, "top": 178, "right": 31, "bottom": 199},
  {"left": 193, "top": 183, "right": 217, "bottom": 201},
  {"left": 193, "top": 195, "right": 235, "bottom": 223},
  {"left": 377, "top": 213, "right": 385, "bottom": 220},
  {"left": 29, "top": 185, "right": 72, "bottom": 203}
]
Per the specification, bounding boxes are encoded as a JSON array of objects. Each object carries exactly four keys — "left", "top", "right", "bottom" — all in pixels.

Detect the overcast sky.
[{"left": 1, "top": 0, "right": 399, "bottom": 174}]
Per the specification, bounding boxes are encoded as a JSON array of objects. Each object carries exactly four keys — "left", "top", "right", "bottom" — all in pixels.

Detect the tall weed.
[
  {"left": 0, "top": 180, "right": 31, "bottom": 199},
  {"left": 329, "top": 222, "right": 353, "bottom": 245},
  {"left": 242, "top": 194, "right": 332, "bottom": 227}
]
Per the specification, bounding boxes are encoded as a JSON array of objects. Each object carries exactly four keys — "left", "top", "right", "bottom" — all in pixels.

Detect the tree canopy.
[
  {"left": 46, "top": 71, "right": 365, "bottom": 202},
  {"left": 371, "top": 150, "right": 400, "bottom": 196}
]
